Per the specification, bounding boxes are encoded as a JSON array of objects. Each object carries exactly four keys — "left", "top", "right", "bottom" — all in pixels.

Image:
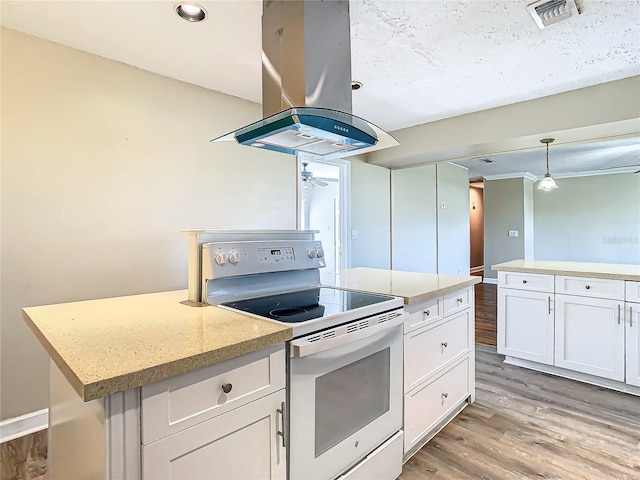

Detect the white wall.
[
  {"left": 0, "top": 28, "right": 296, "bottom": 420},
  {"left": 436, "top": 163, "right": 470, "bottom": 275},
  {"left": 533, "top": 173, "right": 640, "bottom": 263},
  {"left": 391, "top": 165, "right": 437, "bottom": 272},
  {"left": 350, "top": 160, "right": 390, "bottom": 269}
]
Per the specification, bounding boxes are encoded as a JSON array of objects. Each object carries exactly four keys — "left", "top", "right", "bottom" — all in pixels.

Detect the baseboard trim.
[
  {"left": 0, "top": 409, "right": 48, "bottom": 444},
  {"left": 482, "top": 278, "right": 498, "bottom": 285}
]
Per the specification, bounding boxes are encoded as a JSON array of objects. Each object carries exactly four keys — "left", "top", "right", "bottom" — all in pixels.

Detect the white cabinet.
[
  {"left": 142, "top": 389, "right": 286, "bottom": 480},
  {"left": 498, "top": 289, "right": 554, "bottom": 365},
  {"left": 141, "top": 345, "right": 286, "bottom": 480},
  {"left": 497, "top": 271, "right": 640, "bottom": 396},
  {"left": 402, "top": 287, "right": 474, "bottom": 458},
  {"left": 626, "top": 301, "right": 640, "bottom": 387},
  {"left": 555, "top": 294, "right": 625, "bottom": 381},
  {"left": 497, "top": 271, "right": 555, "bottom": 366}
]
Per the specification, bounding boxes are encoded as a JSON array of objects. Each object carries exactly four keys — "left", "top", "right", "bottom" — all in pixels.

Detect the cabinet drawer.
[
  {"left": 626, "top": 281, "right": 640, "bottom": 303},
  {"left": 443, "top": 287, "right": 472, "bottom": 317},
  {"left": 404, "top": 357, "right": 470, "bottom": 453},
  {"left": 498, "top": 271, "right": 554, "bottom": 293},
  {"left": 142, "top": 389, "right": 286, "bottom": 480},
  {"left": 404, "top": 296, "right": 443, "bottom": 334},
  {"left": 555, "top": 275, "right": 625, "bottom": 300},
  {"left": 404, "top": 310, "right": 471, "bottom": 393},
  {"left": 141, "top": 345, "right": 285, "bottom": 445}
]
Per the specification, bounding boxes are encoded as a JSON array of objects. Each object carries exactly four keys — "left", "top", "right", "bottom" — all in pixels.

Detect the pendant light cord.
[{"left": 546, "top": 142, "right": 550, "bottom": 174}]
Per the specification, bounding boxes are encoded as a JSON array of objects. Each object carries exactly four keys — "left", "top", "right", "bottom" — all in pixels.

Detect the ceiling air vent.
[{"left": 527, "top": 0, "right": 579, "bottom": 29}]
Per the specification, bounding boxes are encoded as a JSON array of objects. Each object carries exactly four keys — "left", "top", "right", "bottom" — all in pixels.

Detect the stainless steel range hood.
[{"left": 211, "top": 0, "right": 398, "bottom": 161}]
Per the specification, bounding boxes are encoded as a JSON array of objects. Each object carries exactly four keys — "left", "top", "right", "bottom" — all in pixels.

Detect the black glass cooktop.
[{"left": 222, "top": 287, "right": 394, "bottom": 324}]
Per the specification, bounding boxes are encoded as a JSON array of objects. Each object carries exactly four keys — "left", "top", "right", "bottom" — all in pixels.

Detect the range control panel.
[{"left": 202, "top": 240, "right": 325, "bottom": 279}]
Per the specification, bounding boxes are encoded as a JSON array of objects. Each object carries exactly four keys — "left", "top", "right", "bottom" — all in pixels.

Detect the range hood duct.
[{"left": 212, "top": 0, "right": 398, "bottom": 161}]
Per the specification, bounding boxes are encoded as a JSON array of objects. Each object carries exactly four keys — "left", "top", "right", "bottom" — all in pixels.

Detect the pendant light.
[{"left": 538, "top": 138, "right": 559, "bottom": 191}]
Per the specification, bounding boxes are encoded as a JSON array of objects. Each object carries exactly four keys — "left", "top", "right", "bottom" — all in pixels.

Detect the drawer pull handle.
[
  {"left": 457, "top": 298, "right": 463, "bottom": 303},
  {"left": 585, "top": 285, "right": 591, "bottom": 290},
  {"left": 277, "top": 402, "right": 286, "bottom": 448},
  {"left": 221, "top": 383, "right": 233, "bottom": 394},
  {"left": 630, "top": 306, "right": 633, "bottom": 327},
  {"left": 522, "top": 280, "right": 527, "bottom": 284},
  {"left": 618, "top": 304, "right": 621, "bottom": 325},
  {"left": 442, "top": 342, "right": 448, "bottom": 348},
  {"left": 424, "top": 309, "right": 430, "bottom": 316}
]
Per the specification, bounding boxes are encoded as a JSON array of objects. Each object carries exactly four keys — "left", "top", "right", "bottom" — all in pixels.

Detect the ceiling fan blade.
[
  {"left": 313, "top": 176, "right": 338, "bottom": 182},
  {"left": 311, "top": 178, "right": 328, "bottom": 186}
]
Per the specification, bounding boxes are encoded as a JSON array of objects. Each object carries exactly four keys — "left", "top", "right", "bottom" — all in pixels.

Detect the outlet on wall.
[{"left": 508, "top": 230, "right": 519, "bottom": 237}]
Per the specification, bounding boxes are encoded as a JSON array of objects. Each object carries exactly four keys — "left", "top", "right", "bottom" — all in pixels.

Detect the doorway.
[
  {"left": 469, "top": 181, "right": 484, "bottom": 276},
  {"left": 299, "top": 159, "right": 350, "bottom": 286}
]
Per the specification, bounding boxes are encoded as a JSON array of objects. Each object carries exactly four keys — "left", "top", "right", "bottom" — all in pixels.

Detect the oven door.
[{"left": 288, "top": 314, "right": 403, "bottom": 480}]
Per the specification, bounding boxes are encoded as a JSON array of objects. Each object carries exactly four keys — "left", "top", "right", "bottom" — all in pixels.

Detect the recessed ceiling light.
[
  {"left": 175, "top": 2, "right": 207, "bottom": 22},
  {"left": 351, "top": 81, "right": 363, "bottom": 91}
]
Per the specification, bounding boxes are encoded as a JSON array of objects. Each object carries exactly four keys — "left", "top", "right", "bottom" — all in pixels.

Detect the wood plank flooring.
[
  {"left": 475, "top": 282, "right": 497, "bottom": 346},
  {"left": 400, "top": 345, "right": 640, "bottom": 480}
]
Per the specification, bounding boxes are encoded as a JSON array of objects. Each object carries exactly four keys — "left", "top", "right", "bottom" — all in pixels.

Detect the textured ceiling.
[
  {"left": 1, "top": 0, "right": 638, "bottom": 133},
  {"left": 454, "top": 136, "right": 640, "bottom": 179}
]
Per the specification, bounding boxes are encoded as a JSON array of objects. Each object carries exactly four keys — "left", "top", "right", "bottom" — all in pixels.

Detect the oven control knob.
[
  {"left": 307, "top": 249, "right": 317, "bottom": 259},
  {"left": 316, "top": 248, "right": 325, "bottom": 259},
  {"left": 228, "top": 252, "right": 240, "bottom": 265},
  {"left": 215, "top": 253, "right": 226, "bottom": 266}
]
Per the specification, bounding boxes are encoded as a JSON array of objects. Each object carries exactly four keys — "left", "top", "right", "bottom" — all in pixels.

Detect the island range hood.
[{"left": 211, "top": 0, "right": 398, "bottom": 161}]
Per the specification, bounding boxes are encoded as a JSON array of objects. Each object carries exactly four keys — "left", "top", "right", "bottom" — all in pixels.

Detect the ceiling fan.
[{"left": 301, "top": 162, "right": 339, "bottom": 187}]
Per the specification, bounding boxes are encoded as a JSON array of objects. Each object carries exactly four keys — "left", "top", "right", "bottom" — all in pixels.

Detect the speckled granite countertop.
[
  {"left": 492, "top": 260, "right": 640, "bottom": 281},
  {"left": 337, "top": 268, "right": 481, "bottom": 306},
  {"left": 23, "top": 290, "right": 292, "bottom": 402}
]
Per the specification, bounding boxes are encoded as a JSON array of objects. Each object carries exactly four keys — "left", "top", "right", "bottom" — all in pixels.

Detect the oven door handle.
[{"left": 290, "top": 315, "right": 403, "bottom": 358}]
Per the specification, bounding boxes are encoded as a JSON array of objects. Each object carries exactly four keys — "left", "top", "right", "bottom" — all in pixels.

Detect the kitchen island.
[
  {"left": 23, "top": 290, "right": 291, "bottom": 479},
  {"left": 339, "top": 268, "right": 481, "bottom": 460},
  {"left": 493, "top": 259, "right": 640, "bottom": 395},
  {"left": 24, "top": 269, "right": 481, "bottom": 478}
]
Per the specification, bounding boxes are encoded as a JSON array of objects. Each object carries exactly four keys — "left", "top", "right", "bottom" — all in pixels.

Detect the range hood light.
[{"left": 175, "top": 2, "right": 207, "bottom": 22}]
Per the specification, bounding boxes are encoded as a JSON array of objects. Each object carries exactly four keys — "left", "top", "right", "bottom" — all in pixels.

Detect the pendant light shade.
[{"left": 538, "top": 138, "right": 559, "bottom": 191}]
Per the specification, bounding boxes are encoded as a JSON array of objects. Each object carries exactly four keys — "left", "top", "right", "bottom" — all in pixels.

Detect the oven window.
[{"left": 314, "top": 348, "right": 391, "bottom": 457}]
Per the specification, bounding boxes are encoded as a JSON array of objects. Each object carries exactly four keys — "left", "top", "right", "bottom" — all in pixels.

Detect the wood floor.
[
  {"left": 474, "top": 282, "right": 497, "bottom": 346},
  {"left": 400, "top": 345, "right": 640, "bottom": 480}
]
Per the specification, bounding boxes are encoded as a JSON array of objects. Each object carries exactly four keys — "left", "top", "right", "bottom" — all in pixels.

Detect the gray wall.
[
  {"left": 534, "top": 173, "right": 640, "bottom": 263},
  {"left": 391, "top": 165, "right": 437, "bottom": 272},
  {"left": 484, "top": 178, "right": 528, "bottom": 278},
  {"left": 1, "top": 28, "right": 296, "bottom": 420},
  {"left": 350, "top": 160, "right": 391, "bottom": 269}
]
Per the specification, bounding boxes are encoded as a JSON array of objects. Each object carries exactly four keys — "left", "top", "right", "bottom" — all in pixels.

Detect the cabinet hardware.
[
  {"left": 221, "top": 382, "right": 232, "bottom": 394},
  {"left": 442, "top": 392, "right": 448, "bottom": 399},
  {"left": 618, "top": 305, "right": 621, "bottom": 325},
  {"left": 585, "top": 285, "right": 591, "bottom": 290},
  {"left": 548, "top": 296, "right": 551, "bottom": 314},
  {"left": 457, "top": 298, "right": 463, "bottom": 303},
  {"left": 277, "top": 402, "right": 286, "bottom": 448},
  {"left": 424, "top": 309, "right": 430, "bottom": 316},
  {"left": 441, "top": 342, "right": 448, "bottom": 348},
  {"left": 522, "top": 280, "right": 527, "bottom": 284},
  {"left": 631, "top": 306, "right": 633, "bottom": 327}
]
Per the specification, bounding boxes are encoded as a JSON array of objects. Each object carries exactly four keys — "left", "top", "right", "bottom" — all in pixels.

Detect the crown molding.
[{"left": 483, "top": 172, "right": 537, "bottom": 181}]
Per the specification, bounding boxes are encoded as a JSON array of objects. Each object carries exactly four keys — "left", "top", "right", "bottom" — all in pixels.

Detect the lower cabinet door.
[
  {"left": 626, "top": 302, "right": 640, "bottom": 387},
  {"left": 497, "top": 288, "right": 554, "bottom": 365},
  {"left": 555, "top": 295, "right": 624, "bottom": 381},
  {"left": 142, "top": 390, "right": 286, "bottom": 480},
  {"left": 403, "top": 356, "right": 470, "bottom": 453}
]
